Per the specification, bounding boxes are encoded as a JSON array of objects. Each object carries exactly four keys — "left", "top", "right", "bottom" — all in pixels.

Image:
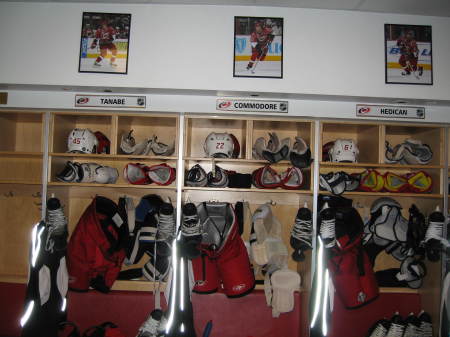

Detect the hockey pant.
[
  {"left": 399, "top": 55, "right": 418, "bottom": 71},
  {"left": 251, "top": 44, "right": 269, "bottom": 62},
  {"left": 192, "top": 224, "right": 255, "bottom": 297},
  {"left": 328, "top": 235, "right": 379, "bottom": 309}
]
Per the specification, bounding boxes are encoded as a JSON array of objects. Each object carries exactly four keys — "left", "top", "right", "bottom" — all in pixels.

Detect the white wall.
[{"left": 1, "top": 2, "right": 450, "bottom": 101}]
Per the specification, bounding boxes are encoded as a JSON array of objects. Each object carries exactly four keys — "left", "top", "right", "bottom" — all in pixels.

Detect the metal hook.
[
  {"left": 32, "top": 191, "right": 42, "bottom": 198},
  {"left": 3, "top": 191, "right": 13, "bottom": 198}
]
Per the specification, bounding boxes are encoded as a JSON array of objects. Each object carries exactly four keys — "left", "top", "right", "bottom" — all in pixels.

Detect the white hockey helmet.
[
  {"left": 328, "top": 139, "right": 359, "bottom": 163},
  {"left": 203, "top": 132, "right": 240, "bottom": 158},
  {"left": 67, "top": 128, "right": 98, "bottom": 154}
]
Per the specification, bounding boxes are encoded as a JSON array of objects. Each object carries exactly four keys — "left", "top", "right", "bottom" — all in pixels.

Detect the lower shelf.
[
  {"left": 48, "top": 182, "right": 176, "bottom": 190},
  {"left": 320, "top": 191, "right": 442, "bottom": 198},
  {"left": 184, "top": 186, "right": 313, "bottom": 194},
  {"left": 0, "top": 180, "right": 41, "bottom": 185},
  {"left": 0, "top": 274, "right": 419, "bottom": 294}
]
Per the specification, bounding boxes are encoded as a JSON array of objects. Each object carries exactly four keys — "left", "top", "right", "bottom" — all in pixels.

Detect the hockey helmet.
[
  {"left": 67, "top": 128, "right": 98, "bottom": 154},
  {"left": 204, "top": 132, "right": 240, "bottom": 158},
  {"left": 329, "top": 139, "right": 359, "bottom": 163}
]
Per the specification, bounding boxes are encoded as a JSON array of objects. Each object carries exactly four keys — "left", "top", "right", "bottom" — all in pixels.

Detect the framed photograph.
[
  {"left": 385, "top": 24, "right": 432, "bottom": 85},
  {"left": 234, "top": 16, "right": 283, "bottom": 78},
  {"left": 78, "top": 12, "right": 131, "bottom": 74}
]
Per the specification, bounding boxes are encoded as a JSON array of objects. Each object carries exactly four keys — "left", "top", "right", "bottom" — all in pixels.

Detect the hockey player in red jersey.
[
  {"left": 246, "top": 21, "right": 274, "bottom": 71},
  {"left": 397, "top": 30, "right": 423, "bottom": 77},
  {"left": 91, "top": 21, "right": 118, "bottom": 68}
]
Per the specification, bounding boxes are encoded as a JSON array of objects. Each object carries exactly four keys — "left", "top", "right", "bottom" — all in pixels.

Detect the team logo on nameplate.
[
  {"left": 356, "top": 104, "right": 425, "bottom": 119},
  {"left": 75, "top": 95, "right": 146, "bottom": 108},
  {"left": 217, "top": 98, "right": 288, "bottom": 113}
]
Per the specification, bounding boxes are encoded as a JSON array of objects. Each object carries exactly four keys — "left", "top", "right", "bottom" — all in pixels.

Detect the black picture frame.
[
  {"left": 233, "top": 16, "right": 283, "bottom": 79},
  {"left": 78, "top": 12, "right": 131, "bottom": 74},
  {"left": 384, "top": 24, "right": 433, "bottom": 85}
]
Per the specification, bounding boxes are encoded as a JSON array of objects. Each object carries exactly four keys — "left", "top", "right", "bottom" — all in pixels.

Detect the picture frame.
[
  {"left": 385, "top": 24, "right": 433, "bottom": 85},
  {"left": 78, "top": 12, "right": 131, "bottom": 74},
  {"left": 234, "top": 16, "right": 283, "bottom": 78}
]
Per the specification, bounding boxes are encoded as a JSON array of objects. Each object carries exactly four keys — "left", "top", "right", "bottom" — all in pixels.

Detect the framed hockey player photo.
[
  {"left": 78, "top": 12, "right": 131, "bottom": 74},
  {"left": 385, "top": 24, "right": 433, "bottom": 85},
  {"left": 234, "top": 16, "right": 283, "bottom": 78}
]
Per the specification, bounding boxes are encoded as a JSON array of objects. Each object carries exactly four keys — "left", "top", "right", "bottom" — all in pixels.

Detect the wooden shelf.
[
  {"left": 185, "top": 157, "right": 313, "bottom": 167},
  {"left": 112, "top": 280, "right": 166, "bottom": 292},
  {"left": 0, "top": 151, "right": 43, "bottom": 157},
  {"left": 184, "top": 186, "right": 312, "bottom": 194},
  {"left": 0, "top": 274, "right": 418, "bottom": 295},
  {"left": 50, "top": 152, "right": 177, "bottom": 161},
  {"left": 320, "top": 191, "right": 443, "bottom": 198},
  {"left": 112, "top": 280, "right": 287, "bottom": 292},
  {"left": 0, "top": 274, "right": 28, "bottom": 284},
  {"left": 0, "top": 180, "right": 41, "bottom": 185},
  {"left": 320, "top": 162, "right": 443, "bottom": 169},
  {"left": 379, "top": 287, "right": 419, "bottom": 294},
  {"left": 48, "top": 182, "right": 176, "bottom": 190}
]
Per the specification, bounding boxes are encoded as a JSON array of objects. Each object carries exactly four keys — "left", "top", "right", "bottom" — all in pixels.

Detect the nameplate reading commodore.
[
  {"left": 217, "top": 99, "right": 288, "bottom": 113},
  {"left": 75, "top": 95, "right": 146, "bottom": 108},
  {"left": 356, "top": 104, "right": 425, "bottom": 119}
]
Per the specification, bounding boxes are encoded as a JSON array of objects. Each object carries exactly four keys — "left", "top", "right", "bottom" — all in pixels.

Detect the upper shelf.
[
  {"left": 0, "top": 111, "right": 43, "bottom": 153},
  {"left": 320, "top": 162, "right": 443, "bottom": 169},
  {"left": 50, "top": 152, "right": 177, "bottom": 161}
]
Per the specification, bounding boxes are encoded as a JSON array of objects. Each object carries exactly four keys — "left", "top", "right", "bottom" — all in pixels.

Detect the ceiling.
[{"left": 2, "top": 0, "right": 450, "bottom": 17}]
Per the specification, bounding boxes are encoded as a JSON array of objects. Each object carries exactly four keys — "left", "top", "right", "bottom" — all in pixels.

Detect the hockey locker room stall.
[{"left": 0, "top": 105, "right": 448, "bottom": 337}]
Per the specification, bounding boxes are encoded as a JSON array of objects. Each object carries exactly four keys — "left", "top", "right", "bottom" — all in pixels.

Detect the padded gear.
[
  {"left": 252, "top": 165, "right": 282, "bottom": 189},
  {"left": 262, "top": 133, "right": 290, "bottom": 163},
  {"left": 119, "top": 130, "right": 150, "bottom": 155},
  {"left": 56, "top": 161, "right": 82, "bottom": 183},
  {"left": 150, "top": 135, "right": 175, "bottom": 156},
  {"left": 147, "top": 164, "right": 176, "bottom": 186},
  {"left": 206, "top": 165, "right": 229, "bottom": 188},
  {"left": 123, "top": 163, "right": 152, "bottom": 185},
  {"left": 94, "top": 165, "right": 119, "bottom": 184},
  {"left": 384, "top": 172, "right": 409, "bottom": 193},
  {"left": 385, "top": 139, "right": 433, "bottom": 165},
  {"left": 185, "top": 164, "right": 207, "bottom": 187},
  {"left": 319, "top": 172, "right": 347, "bottom": 195},
  {"left": 94, "top": 131, "right": 111, "bottom": 154},
  {"left": 289, "top": 137, "right": 312, "bottom": 168},
  {"left": 406, "top": 171, "right": 432, "bottom": 193},
  {"left": 280, "top": 166, "right": 304, "bottom": 190},
  {"left": 396, "top": 256, "right": 426, "bottom": 289},
  {"left": 322, "top": 141, "right": 334, "bottom": 162},
  {"left": 193, "top": 202, "right": 255, "bottom": 297},
  {"left": 359, "top": 169, "right": 384, "bottom": 192},
  {"left": 270, "top": 269, "right": 301, "bottom": 317},
  {"left": 372, "top": 204, "right": 408, "bottom": 242}
]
